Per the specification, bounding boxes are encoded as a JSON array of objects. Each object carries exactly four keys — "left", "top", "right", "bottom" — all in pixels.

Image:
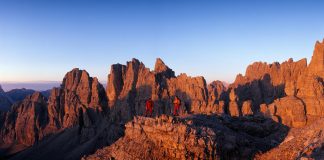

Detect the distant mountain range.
[
  {"left": 0, "top": 81, "right": 108, "bottom": 92},
  {"left": 0, "top": 82, "right": 61, "bottom": 92},
  {"left": 0, "top": 86, "right": 51, "bottom": 111}
]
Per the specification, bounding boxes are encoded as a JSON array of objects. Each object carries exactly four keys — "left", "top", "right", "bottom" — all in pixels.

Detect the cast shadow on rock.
[
  {"left": 231, "top": 73, "right": 286, "bottom": 113},
  {"left": 181, "top": 114, "right": 290, "bottom": 159}
]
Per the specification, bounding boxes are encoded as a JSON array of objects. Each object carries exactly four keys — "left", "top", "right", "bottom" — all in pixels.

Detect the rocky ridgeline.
[
  {"left": 83, "top": 115, "right": 288, "bottom": 160},
  {"left": 1, "top": 40, "right": 324, "bottom": 159},
  {"left": 105, "top": 40, "right": 324, "bottom": 129}
]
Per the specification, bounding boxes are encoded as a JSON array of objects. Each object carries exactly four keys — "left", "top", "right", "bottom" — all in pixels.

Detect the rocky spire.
[
  {"left": 106, "top": 64, "right": 126, "bottom": 105},
  {"left": 154, "top": 58, "right": 168, "bottom": 72},
  {"left": 61, "top": 68, "right": 107, "bottom": 108},
  {"left": 154, "top": 58, "right": 175, "bottom": 78},
  {"left": 308, "top": 39, "right": 324, "bottom": 75}
]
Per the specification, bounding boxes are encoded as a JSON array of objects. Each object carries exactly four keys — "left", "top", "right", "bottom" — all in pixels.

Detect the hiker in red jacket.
[
  {"left": 173, "top": 96, "right": 181, "bottom": 116},
  {"left": 145, "top": 98, "right": 154, "bottom": 117}
]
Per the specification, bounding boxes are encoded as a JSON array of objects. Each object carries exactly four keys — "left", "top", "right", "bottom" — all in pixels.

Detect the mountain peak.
[
  {"left": 154, "top": 58, "right": 175, "bottom": 78},
  {"left": 308, "top": 40, "right": 324, "bottom": 75},
  {"left": 154, "top": 58, "right": 167, "bottom": 72}
]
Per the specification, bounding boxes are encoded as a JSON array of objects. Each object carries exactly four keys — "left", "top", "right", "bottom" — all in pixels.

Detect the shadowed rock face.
[
  {"left": 0, "top": 93, "right": 12, "bottom": 112},
  {"left": 0, "top": 85, "right": 4, "bottom": 93},
  {"left": 0, "top": 87, "right": 12, "bottom": 111}
]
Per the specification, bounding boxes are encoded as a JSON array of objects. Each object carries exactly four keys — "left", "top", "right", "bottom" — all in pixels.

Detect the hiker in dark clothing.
[
  {"left": 173, "top": 96, "right": 181, "bottom": 116},
  {"left": 145, "top": 98, "right": 154, "bottom": 117}
]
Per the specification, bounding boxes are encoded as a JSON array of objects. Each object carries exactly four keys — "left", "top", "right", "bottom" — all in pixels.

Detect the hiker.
[
  {"left": 145, "top": 98, "right": 154, "bottom": 117},
  {"left": 173, "top": 96, "right": 181, "bottom": 116}
]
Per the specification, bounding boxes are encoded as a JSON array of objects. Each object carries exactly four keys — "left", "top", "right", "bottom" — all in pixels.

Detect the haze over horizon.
[{"left": 1, "top": 0, "right": 324, "bottom": 85}]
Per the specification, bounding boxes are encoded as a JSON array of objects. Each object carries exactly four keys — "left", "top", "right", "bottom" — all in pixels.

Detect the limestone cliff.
[{"left": 106, "top": 58, "right": 224, "bottom": 123}]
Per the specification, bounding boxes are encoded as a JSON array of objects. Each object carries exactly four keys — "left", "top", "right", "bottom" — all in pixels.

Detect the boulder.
[{"left": 269, "top": 96, "right": 307, "bottom": 128}]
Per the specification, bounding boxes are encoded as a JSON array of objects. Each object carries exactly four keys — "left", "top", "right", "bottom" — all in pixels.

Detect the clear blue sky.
[{"left": 1, "top": 0, "right": 324, "bottom": 83}]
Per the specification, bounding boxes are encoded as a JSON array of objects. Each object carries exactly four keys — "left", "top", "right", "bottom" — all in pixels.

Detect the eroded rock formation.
[
  {"left": 227, "top": 40, "right": 324, "bottom": 128},
  {"left": 106, "top": 58, "right": 225, "bottom": 123},
  {"left": 83, "top": 115, "right": 288, "bottom": 160}
]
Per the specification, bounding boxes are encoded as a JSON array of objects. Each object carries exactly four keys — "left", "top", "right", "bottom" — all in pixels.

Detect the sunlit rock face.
[
  {"left": 0, "top": 68, "right": 108, "bottom": 149},
  {"left": 308, "top": 40, "right": 324, "bottom": 75},
  {"left": 49, "top": 68, "right": 108, "bottom": 128},
  {"left": 294, "top": 40, "right": 324, "bottom": 124}
]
